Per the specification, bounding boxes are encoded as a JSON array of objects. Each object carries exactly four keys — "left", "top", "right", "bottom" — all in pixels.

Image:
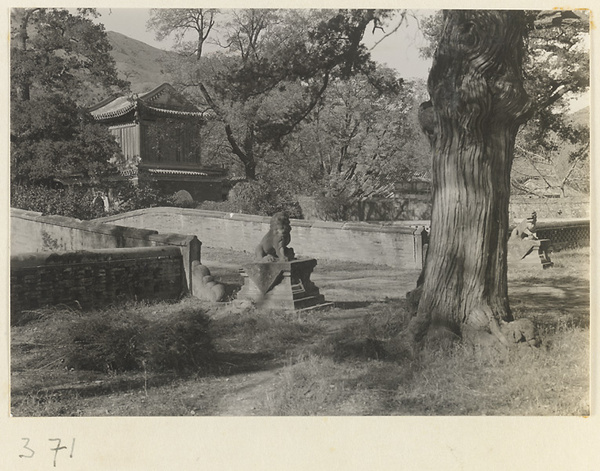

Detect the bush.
[
  {"left": 108, "top": 180, "right": 171, "bottom": 214},
  {"left": 11, "top": 180, "right": 173, "bottom": 220},
  {"left": 170, "top": 190, "right": 195, "bottom": 208},
  {"left": 201, "top": 180, "right": 302, "bottom": 218},
  {"left": 64, "top": 306, "right": 214, "bottom": 374},
  {"left": 11, "top": 183, "right": 105, "bottom": 220},
  {"left": 308, "top": 194, "right": 354, "bottom": 221}
]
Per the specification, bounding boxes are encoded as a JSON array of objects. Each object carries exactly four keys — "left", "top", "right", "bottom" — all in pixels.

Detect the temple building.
[{"left": 88, "top": 83, "right": 225, "bottom": 201}]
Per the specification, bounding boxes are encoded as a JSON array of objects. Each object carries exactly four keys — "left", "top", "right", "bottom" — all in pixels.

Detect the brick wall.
[
  {"left": 10, "top": 208, "right": 201, "bottom": 293},
  {"left": 11, "top": 247, "right": 184, "bottom": 320},
  {"left": 533, "top": 220, "right": 590, "bottom": 251},
  {"left": 96, "top": 208, "right": 428, "bottom": 269}
]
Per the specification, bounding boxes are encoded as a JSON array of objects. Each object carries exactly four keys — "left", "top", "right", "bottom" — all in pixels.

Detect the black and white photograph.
[{"left": 3, "top": 3, "right": 597, "bottom": 469}]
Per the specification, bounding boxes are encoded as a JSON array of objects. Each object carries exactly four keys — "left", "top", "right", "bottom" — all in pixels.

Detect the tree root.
[
  {"left": 386, "top": 319, "right": 540, "bottom": 363},
  {"left": 500, "top": 318, "right": 541, "bottom": 347}
]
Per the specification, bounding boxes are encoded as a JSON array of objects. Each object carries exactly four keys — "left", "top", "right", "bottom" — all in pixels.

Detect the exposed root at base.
[
  {"left": 500, "top": 318, "right": 541, "bottom": 347},
  {"left": 385, "top": 317, "right": 540, "bottom": 362}
]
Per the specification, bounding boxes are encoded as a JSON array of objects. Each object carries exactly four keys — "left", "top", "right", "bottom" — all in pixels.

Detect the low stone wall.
[
  {"left": 96, "top": 208, "right": 428, "bottom": 269},
  {"left": 11, "top": 247, "right": 184, "bottom": 319},
  {"left": 95, "top": 208, "right": 589, "bottom": 268},
  {"left": 509, "top": 196, "right": 590, "bottom": 220},
  {"left": 533, "top": 220, "right": 590, "bottom": 251},
  {"left": 10, "top": 208, "right": 201, "bottom": 293}
]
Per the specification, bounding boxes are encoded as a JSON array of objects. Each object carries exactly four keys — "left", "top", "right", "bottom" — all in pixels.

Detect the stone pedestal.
[
  {"left": 239, "top": 258, "right": 326, "bottom": 310},
  {"left": 509, "top": 238, "right": 554, "bottom": 269}
]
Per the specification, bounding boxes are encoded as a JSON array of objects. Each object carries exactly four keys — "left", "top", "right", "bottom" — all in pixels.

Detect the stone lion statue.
[
  {"left": 255, "top": 212, "right": 296, "bottom": 262},
  {"left": 511, "top": 211, "right": 538, "bottom": 240}
]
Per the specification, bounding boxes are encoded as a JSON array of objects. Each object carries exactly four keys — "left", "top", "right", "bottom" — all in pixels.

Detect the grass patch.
[
  {"left": 60, "top": 304, "right": 214, "bottom": 374},
  {"left": 11, "top": 248, "right": 590, "bottom": 416},
  {"left": 265, "top": 327, "right": 588, "bottom": 416}
]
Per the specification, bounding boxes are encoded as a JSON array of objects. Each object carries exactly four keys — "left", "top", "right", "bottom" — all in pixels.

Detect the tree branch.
[
  {"left": 515, "top": 144, "right": 554, "bottom": 189},
  {"left": 560, "top": 142, "right": 589, "bottom": 190}
]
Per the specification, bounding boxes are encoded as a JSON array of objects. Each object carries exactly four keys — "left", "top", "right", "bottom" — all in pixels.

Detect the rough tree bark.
[{"left": 392, "top": 11, "right": 534, "bottom": 355}]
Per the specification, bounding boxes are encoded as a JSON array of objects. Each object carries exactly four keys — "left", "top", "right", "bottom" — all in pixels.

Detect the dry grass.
[
  {"left": 11, "top": 248, "right": 589, "bottom": 416},
  {"left": 264, "top": 312, "right": 588, "bottom": 416}
]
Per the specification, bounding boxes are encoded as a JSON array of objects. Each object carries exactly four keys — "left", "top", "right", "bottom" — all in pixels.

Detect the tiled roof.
[
  {"left": 143, "top": 104, "right": 213, "bottom": 118},
  {"left": 89, "top": 96, "right": 136, "bottom": 120},
  {"left": 88, "top": 83, "right": 215, "bottom": 121},
  {"left": 147, "top": 168, "right": 209, "bottom": 176}
]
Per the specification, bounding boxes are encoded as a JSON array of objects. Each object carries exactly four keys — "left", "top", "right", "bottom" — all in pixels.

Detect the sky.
[{"left": 93, "top": 8, "right": 434, "bottom": 81}]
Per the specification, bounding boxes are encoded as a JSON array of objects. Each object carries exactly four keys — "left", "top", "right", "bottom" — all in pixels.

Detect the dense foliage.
[
  {"left": 11, "top": 8, "right": 127, "bottom": 105},
  {"left": 11, "top": 94, "right": 123, "bottom": 186},
  {"left": 151, "top": 10, "right": 402, "bottom": 182},
  {"left": 200, "top": 180, "right": 303, "bottom": 218},
  {"left": 11, "top": 183, "right": 106, "bottom": 220},
  {"left": 148, "top": 9, "right": 433, "bottom": 202},
  {"left": 11, "top": 180, "right": 172, "bottom": 220},
  {"left": 10, "top": 8, "right": 130, "bottom": 212},
  {"left": 419, "top": 10, "right": 590, "bottom": 197}
]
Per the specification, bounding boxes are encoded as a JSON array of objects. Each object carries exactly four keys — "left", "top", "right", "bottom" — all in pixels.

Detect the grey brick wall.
[{"left": 11, "top": 247, "right": 184, "bottom": 320}]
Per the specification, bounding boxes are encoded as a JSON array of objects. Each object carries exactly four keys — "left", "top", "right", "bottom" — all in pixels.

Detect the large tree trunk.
[
  {"left": 394, "top": 11, "right": 532, "bottom": 354},
  {"left": 16, "top": 8, "right": 40, "bottom": 101}
]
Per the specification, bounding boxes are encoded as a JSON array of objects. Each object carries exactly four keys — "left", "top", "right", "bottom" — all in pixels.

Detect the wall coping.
[
  {"left": 94, "top": 207, "right": 429, "bottom": 235},
  {"left": 95, "top": 206, "right": 590, "bottom": 233},
  {"left": 11, "top": 246, "right": 183, "bottom": 269},
  {"left": 11, "top": 208, "right": 199, "bottom": 248}
]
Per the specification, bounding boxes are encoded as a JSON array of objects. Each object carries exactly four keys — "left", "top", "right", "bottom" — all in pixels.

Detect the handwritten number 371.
[{"left": 20, "top": 438, "right": 75, "bottom": 467}]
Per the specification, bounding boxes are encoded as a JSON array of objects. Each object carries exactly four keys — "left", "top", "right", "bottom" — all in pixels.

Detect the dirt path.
[{"left": 215, "top": 370, "right": 281, "bottom": 415}]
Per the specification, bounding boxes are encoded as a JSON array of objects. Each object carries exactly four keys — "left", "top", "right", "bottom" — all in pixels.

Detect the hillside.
[
  {"left": 569, "top": 105, "right": 589, "bottom": 129},
  {"left": 107, "top": 31, "right": 175, "bottom": 93}
]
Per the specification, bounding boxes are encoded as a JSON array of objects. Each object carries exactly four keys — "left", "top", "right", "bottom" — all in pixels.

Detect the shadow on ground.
[{"left": 510, "top": 275, "right": 589, "bottom": 328}]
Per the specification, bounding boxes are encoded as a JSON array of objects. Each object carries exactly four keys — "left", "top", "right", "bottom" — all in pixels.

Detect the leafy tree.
[
  {"left": 511, "top": 11, "right": 589, "bottom": 197},
  {"left": 147, "top": 8, "right": 219, "bottom": 60},
  {"left": 281, "top": 70, "right": 430, "bottom": 198},
  {"left": 419, "top": 9, "right": 590, "bottom": 198},
  {"left": 11, "top": 8, "right": 127, "bottom": 105},
  {"left": 151, "top": 9, "right": 395, "bottom": 180},
  {"left": 10, "top": 8, "right": 128, "bottom": 188},
  {"left": 11, "top": 94, "right": 123, "bottom": 185},
  {"left": 389, "top": 10, "right": 589, "bottom": 356}
]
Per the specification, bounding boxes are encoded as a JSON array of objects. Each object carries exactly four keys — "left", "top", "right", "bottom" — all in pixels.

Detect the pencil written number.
[{"left": 19, "top": 438, "right": 76, "bottom": 467}]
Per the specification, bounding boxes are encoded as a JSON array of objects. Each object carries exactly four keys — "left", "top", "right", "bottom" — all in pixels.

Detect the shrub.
[
  {"left": 170, "top": 190, "right": 195, "bottom": 208},
  {"left": 308, "top": 194, "right": 354, "bottom": 221},
  {"left": 11, "top": 183, "right": 105, "bottom": 220},
  {"left": 108, "top": 180, "right": 171, "bottom": 214},
  {"left": 200, "top": 180, "right": 303, "bottom": 218}
]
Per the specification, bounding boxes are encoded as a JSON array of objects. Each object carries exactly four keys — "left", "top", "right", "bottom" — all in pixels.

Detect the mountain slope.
[
  {"left": 107, "top": 31, "right": 175, "bottom": 93},
  {"left": 569, "top": 106, "right": 589, "bottom": 129}
]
